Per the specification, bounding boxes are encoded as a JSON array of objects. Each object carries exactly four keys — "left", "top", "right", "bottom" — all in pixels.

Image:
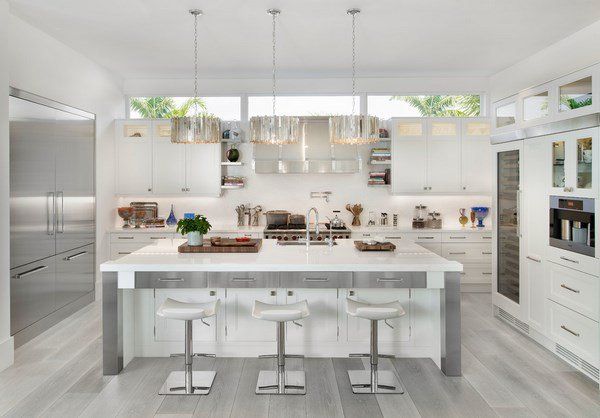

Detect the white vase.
[{"left": 187, "top": 231, "right": 203, "bottom": 246}]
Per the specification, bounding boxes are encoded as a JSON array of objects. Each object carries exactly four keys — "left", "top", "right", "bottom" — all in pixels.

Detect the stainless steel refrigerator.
[{"left": 9, "top": 88, "right": 95, "bottom": 345}]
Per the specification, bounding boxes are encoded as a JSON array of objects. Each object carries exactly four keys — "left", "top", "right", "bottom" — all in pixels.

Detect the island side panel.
[
  {"left": 103, "top": 272, "right": 123, "bottom": 375},
  {"left": 440, "top": 271, "right": 461, "bottom": 376}
]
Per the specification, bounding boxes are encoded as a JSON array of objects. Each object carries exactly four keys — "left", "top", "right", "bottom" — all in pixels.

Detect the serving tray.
[
  {"left": 178, "top": 239, "right": 262, "bottom": 253},
  {"left": 354, "top": 241, "right": 396, "bottom": 252}
]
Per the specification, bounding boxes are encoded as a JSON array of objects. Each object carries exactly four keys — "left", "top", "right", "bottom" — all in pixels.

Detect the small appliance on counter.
[
  {"left": 549, "top": 196, "right": 595, "bottom": 257},
  {"left": 426, "top": 211, "right": 442, "bottom": 229},
  {"left": 412, "top": 204, "right": 427, "bottom": 229},
  {"left": 327, "top": 210, "right": 346, "bottom": 230}
]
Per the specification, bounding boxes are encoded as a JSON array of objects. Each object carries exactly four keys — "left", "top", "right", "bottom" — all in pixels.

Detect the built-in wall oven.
[{"left": 549, "top": 196, "right": 595, "bottom": 257}]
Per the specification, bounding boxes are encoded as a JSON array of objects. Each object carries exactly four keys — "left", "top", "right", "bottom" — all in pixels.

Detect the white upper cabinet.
[
  {"left": 426, "top": 119, "right": 461, "bottom": 193},
  {"left": 461, "top": 119, "right": 492, "bottom": 193},
  {"left": 391, "top": 119, "right": 427, "bottom": 194},
  {"left": 186, "top": 143, "right": 221, "bottom": 196},
  {"left": 152, "top": 121, "right": 186, "bottom": 194},
  {"left": 116, "top": 120, "right": 153, "bottom": 195}
]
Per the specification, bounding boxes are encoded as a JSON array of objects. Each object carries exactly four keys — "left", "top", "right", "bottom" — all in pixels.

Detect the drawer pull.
[
  {"left": 482, "top": 272, "right": 492, "bottom": 275},
  {"left": 303, "top": 278, "right": 329, "bottom": 282},
  {"left": 64, "top": 251, "right": 87, "bottom": 261},
  {"left": 449, "top": 252, "right": 466, "bottom": 255},
  {"left": 150, "top": 237, "right": 167, "bottom": 240},
  {"left": 418, "top": 236, "right": 435, "bottom": 240},
  {"left": 560, "top": 284, "right": 580, "bottom": 294},
  {"left": 232, "top": 278, "right": 256, "bottom": 282},
  {"left": 12, "top": 265, "right": 48, "bottom": 279},
  {"left": 482, "top": 251, "right": 492, "bottom": 255},
  {"left": 560, "top": 325, "right": 580, "bottom": 337},
  {"left": 385, "top": 236, "right": 402, "bottom": 239},
  {"left": 560, "top": 256, "right": 579, "bottom": 264},
  {"left": 377, "top": 278, "right": 404, "bottom": 283},
  {"left": 526, "top": 255, "right": 541, "bottom": 263},
  {"left": 118, "top": 236, "right": 134, "bottom": 240},
  {"left": 482, "top": 236, "right": 492, "bottom": 239},
  {"left": 118, "top": 252, "right": 132, "bottom": 255},
  {"left": 158, "top": 278, "right": 184, "bottom": 282},
  {"left": 449, "top": 236, "right": 466, "bottom": 239}
]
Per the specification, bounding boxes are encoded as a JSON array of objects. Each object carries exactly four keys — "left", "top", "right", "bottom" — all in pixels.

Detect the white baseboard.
[{"left": 0, "top": 336, "right": 14, "bottom": 372}]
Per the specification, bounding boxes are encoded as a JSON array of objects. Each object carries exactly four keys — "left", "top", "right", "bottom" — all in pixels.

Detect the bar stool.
[
  {"left": 346, "top": 298, "right": 405, "bottom": 394},
  {"left": 156, "top": 298, "right": 219, "bottom": 395},
  {"left": 252, "top": 300, "right": 310, "bottom": 395}
]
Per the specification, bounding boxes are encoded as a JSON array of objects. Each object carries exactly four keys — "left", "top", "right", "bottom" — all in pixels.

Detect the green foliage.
[
  {"left": 176, "top": 215, "right": 212, "bottom": 236},
  {"left": 390, "top": 95, "right": 481, "bottom": 117},
  {"left": 129, "top": 97, "right": 207, "bottom": 118},
  {"left": 564, "top": 96, "right": 592, "bottom": 110}
]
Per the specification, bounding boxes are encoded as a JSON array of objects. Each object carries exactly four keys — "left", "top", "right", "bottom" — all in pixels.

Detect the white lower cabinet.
[
  {"left": 548, "top": 300, "right": 598, "bottom": 366},
  {"left": 154, "top": 289, "right": 217, "bottom": 342},
  {"left": 285, "top": 289, "right": 339, "bottom": 343},
  {"left": 224, "top": 288, "right": 277, "bottom": 342},
  {"left": 525, "top": 257, "right": 546, "bottom": 332},
  {"left": 547, "top": 261, "right": 599, "bottom": 321},
  {"left": 346, "top": 289, "right": 410, "bottom": 343}
]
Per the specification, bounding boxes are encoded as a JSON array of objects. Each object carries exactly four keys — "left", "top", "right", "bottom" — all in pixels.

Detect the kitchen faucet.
[{"left": 306, "top": 207, "right": 320, "bottom": 248}]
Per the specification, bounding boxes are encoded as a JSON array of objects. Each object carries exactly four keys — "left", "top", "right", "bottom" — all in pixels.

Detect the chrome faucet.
[{"left": 306, "top": 207, "right": 320, "bottom": 248}]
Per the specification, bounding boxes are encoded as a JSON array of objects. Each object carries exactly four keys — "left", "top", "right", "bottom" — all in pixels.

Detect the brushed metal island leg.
[
  {"left": 103, "top": 272, "right": 122, "bottom": 375},
  {"left": 441, "top": 271, "right": 461, "bottom": 376}
]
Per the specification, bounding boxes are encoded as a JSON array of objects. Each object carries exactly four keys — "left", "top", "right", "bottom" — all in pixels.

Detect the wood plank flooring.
[{"left": 0, "top": 293, "right": 598, "bottom": 417}]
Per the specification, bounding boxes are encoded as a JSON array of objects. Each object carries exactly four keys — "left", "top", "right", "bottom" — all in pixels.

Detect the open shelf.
[
  {"left": 367, "top": 184, "right": 391, "bottom": 188},
  {"left": 221, "top": 184, "right": 244, "bottom": 190},
  {"left": 369, "top": 160, "right": 391, "bottom": 165},
  {"left": 221, "top": 162, "right": 243, "bottom": 166}
]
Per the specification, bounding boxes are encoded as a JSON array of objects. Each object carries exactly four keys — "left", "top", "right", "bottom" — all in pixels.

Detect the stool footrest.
[
  {"left": 378, "top": 354, "right": 396, "bottom": 359},
  {"left": 347, "top": 370, "right": 405, "bottom": 394},
  {"left": 349, "top": 353, "right": 370, "bottom": 358},
  {"left": 169, "top": 353, "right": 185, "bottom": 358},
  {"left": 159, "top": 371, "right": 216, "bottom": 396},
  {"left": 193, "top": 353, "right": 216, "bottom": 358},
  {"left": 255, "top": 370, "right": 306, "bottom": 395}
]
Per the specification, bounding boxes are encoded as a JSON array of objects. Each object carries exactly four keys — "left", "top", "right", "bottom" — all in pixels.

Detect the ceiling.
[{"left": 8, "top": 0, "right": 600, "bottom": 80}]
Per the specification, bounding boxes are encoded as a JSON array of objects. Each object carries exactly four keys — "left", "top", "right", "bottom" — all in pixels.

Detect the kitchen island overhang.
[{"left": 101, "top": 240, "right": 462, "bottom": 377}]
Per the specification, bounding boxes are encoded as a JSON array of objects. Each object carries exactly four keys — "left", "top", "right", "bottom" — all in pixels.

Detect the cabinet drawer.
[
  {"left": 280, "top": 272, "right": 352, "bottom": 288},
  {"left": 402, "top": 232, "right": 441, "bottom": 243},
  {"left": 208, "top": 272, "right": 279, "bottom": 288},
  {"left": 442, "top": 232, "right": 493, "bottom": 243},
  {"left": 110, "top": 243, "right": 147, "bottom": 259},
  {"left": 442, "top": 243, "right": 492, "bottom": 263},
  {"left": 353, "top": 272, "right": 426, "bottom": 288},
  {"left": 460, "top": 264, "right": 493, "bottom": 284},
  {"left": 547, "top": 262, "right": 598, "bottom": 321},
  {"left": 548, "top": 301, "right": 598, "bottom": 366},
  {"left": 546, "top": 246, "right": 600, "bottom": 277},
  {"left": 136, "top": 271, "right": 208, "bottom": 288}
]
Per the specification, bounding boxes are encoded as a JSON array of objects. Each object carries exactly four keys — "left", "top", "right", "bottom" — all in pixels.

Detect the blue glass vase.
[
  {"left": 166, "top": 204, "right": 177, "bottom": 226},
  {"left": 471, "top": 207, "right": 489, "bottom": 228}
]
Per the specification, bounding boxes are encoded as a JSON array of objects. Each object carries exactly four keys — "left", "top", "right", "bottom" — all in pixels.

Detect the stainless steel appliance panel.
[
  {"left": 280, "top": 272, "right": 352, "bottom": 288},
  {"left": 207, "top": 272, "right": 279, "bottom": 288},
  {"left": 549, "top": 196, "right": 595, "bottom": 257},
  {"left": 55, "top": 244, "right": 95, "bottom": 309},
  {"left": 10, "top": 257, "right": 56, "bottom": 334},
  {"left": 136, "top": 271, "right": 208, "bottom": 289}
]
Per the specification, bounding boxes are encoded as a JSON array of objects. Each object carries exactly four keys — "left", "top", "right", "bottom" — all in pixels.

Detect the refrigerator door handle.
[
  {"left": 57, "top": 191, "right": 64, "bottom": 233},
  {"left": 47, "top": 192, "right": 55, "bottom": 236}
]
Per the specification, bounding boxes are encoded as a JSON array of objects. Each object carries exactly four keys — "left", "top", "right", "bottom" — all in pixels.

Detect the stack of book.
[
  {"left": 370, "top": 148, "right": 391, "bottom": 163},
  {"left": 368, "top": 168, "right": 390, "bottom": 186},
  {"left": 222, "top": 176, "right": 245, "bottom": 187}
]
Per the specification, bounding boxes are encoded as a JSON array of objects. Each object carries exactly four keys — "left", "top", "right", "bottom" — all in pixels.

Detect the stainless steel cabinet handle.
[
  {"left": 57, "top": 191, "right": 64, "bottom": 233},
  {"left": 150, "top": 237, "right": 167, "bottom": 240},
  {"left": 377, "top": 278, "right": 404, "bottom": 282},
  {"left": 303, "top": 277, "right": 329, "bottom": 282},
  {"left": 449, "top": 252, "right": 466, "bottom": 255},
  {"left": 118, "top": 252, "right": 131, "bottom": 255},
  {"left": 560, "top": 284, "right": 580, "bottom": 294},
  {"left": 118, "top": 236, "right": 134, "bottom": 240},
  {"left": 560, "top": 256, "right": 579, "bottom": 264},
  {"left": 482, "top": 236, "right": 492, "bottom": 239},
  {"left": 482, "top": 272, "right": 492, "bottom": 275},
  {"left": 418, "top": 236, "right": 435, "bottom": 240},
  {"left": 47, "top": 192, "right": 55, "bottom": 236},
  {"left": 526, "top": 255, "right": 541, "bottom": 263},
  {"left": 560, "top": 325, "right": 580, "bottom": 337},
  {"left": 449, "top": 236, "right": 466, "bottom": 239},
  {"left": 13, "top": 265, "right": 48, "bottom": 279},
  {"left": 232, "top": 278, "right": 256, "bottom": 282},
  {"left": 157, "top": 278, "right": 184, "bottom": 282},
  {"left": 64, "top": 251, "right": 87, "bottom": 261},
  {"left": 482, "top": 251, "right": 492, "bottom": 255},
  {"left": 385, "top": 236, "right": 402, "bottom": 239}
]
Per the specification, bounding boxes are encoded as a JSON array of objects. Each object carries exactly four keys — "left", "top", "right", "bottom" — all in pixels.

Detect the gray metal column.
[
  {"left": 102, "top": 272, "right": 123, "bottom": 375},
  {"left": 277, "top": 321, "right": 285, "bottom": 393},
  {"left": 440, "top": 271, "right": 461, "bottom": 376},
  {"left": 370, "top": 319, "right": 379, "bottom": 393},
  {"left": 185, "top": 320, "right": 193, "bottom": 393}
]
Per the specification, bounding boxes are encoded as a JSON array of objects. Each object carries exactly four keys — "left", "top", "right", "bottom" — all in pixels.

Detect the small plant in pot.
[{"left": 176, "top": 215, "right": 212, "bottom": 246}]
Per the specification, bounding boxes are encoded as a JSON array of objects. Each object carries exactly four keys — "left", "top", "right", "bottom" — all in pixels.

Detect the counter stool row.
[{"left": 156, "top": 296, "right": 406, "bottom": 395}]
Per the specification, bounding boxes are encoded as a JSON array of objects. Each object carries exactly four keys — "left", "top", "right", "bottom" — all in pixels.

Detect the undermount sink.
[{"left": 277, "top": 240, "right": 337, "bottom": 246}]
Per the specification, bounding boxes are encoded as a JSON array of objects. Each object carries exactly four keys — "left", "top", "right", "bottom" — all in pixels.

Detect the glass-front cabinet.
[
  {"left": 495, "top": 101, "right": 516, "bottom": 129},
  {"left": 523, "top": 91, "right": 549, "bottom": 121},
  {"left": 559, "top": 76, "right": 593, "bottom": 113},
  {"left": 549, "top": 127, "right": 598, "bottom": 198}
]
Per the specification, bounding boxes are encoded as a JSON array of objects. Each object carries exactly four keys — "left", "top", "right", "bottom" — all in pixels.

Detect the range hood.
[
  {"left": 491, "top": 113, "right": 600, "bottom": 144},
  {"left": 252, "top": 116, "right": 361, "bottom": 174}
]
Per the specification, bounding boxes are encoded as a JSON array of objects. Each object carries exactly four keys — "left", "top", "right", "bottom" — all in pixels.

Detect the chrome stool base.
[
  {"left": 347, "top": 370, "right": 404, "bottom": 394},
  {"left": 256, "top": 370, "right": 306, "bottom": 395},
  {"left": 159, "top": 370, "right": 216, "bottom": 395}
]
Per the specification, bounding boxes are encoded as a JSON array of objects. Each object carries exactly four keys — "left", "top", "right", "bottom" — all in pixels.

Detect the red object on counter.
[{"left": 235, "top": 236, "right": 251, "bottom": 242}]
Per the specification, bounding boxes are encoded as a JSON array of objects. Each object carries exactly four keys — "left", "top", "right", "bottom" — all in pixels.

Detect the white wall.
[
  {"left": 0, "top": 0, "right": 14, "bottom": 372},
  {"left": 8, "top": 15, "right": 125, "bottom": 298},
  {"left": 490, "top": 20, "right": 600, "bottom": 102}
]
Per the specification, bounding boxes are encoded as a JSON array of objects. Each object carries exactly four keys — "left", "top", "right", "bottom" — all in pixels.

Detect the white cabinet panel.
[
  {"left": 418, "top": 242, "right": 441, "bottom": 255},
  {"left": 347, "top": 289, "right": 410, "bottom": 343},
  {"left": 110, "top": 243, "right": 147, "bottom": 260},
  {"left": 186, "top": 143, "right": 221, "bottom": 196},
  {"left": 154, "top": 289, "right": 217, "bottom": 342},
  {"left": 461, "top": 120, "right": 492, "bottom": 193},
  {"left": 427, "top": 119, "right": 461, "bottom": 192},
  {"left": 153, "top": 128, "right": 186, "bottom": 194},
  {"left": 116, "top": 120, "right": 153, "bottom": 195},
  {"left": 442, "top": 243, "right": 492, "bottom": 264},
  {"left": 547, "top": 262, "right": 598, "bottom": 321},
  {"left": 392, "top": 119, "right": 427, "bottom": 194},
  {"left": 225, "top": 288, "right": 277, "bottom": 342},
  {"left": 548, "top": 300, "right": 598, "bottom": 366},
  {"left": 461, "top": 264, "right": 493, "bottom": 284},
  {"left": 285, "top": 289, "right": 338, "bottom": 343}
]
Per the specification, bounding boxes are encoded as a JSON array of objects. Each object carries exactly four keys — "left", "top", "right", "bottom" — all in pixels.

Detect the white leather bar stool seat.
[
  {"left": 346, "top": 298, "right": 405, "bottom": 395},
  {"left": 156, "top": 298, "right": 219, "bottom": 396},
  {"left": 252, "top": 300, "right": 310, "bottom": 395}
]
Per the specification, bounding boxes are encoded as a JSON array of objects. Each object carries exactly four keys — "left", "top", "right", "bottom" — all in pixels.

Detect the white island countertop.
[{"left": 100, "top": 239, "right": 462, "bottom": 273}]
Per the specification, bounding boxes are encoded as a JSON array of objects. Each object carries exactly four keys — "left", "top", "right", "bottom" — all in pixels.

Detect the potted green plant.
[{"left": 176, "top": 215, "right": 212, "bottom": 246}]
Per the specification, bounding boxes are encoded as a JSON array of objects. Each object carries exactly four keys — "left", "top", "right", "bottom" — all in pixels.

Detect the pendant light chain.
[
  {"left": 271, "top": 10, "right": 277, "bottom": 119},
  {"left": 193, "top": 11, "right": 199, "bottom": 117},
  {"left": 351, "top": 11, "right": 357, "bottom": 116}
]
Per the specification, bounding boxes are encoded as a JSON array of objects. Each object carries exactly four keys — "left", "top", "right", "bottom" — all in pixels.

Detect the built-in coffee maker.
[{"left": 549, "top": 196, "right": 595, "bottom": 257}]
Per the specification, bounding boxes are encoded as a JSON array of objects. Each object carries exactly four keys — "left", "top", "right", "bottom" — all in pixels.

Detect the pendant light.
[
  {"left": 329, "top": 9, "right": 380, "bottom": 145},
  {"left": 171, "top": 9, "right": 221, "bottom": 144},
  {"left": 250, "top": 9, "right": 300, "bottom": 145}
]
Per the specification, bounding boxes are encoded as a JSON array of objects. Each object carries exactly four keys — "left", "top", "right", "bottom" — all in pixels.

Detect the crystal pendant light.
[
  {"left": 171, "top": 9, "right": 221, "bottom": 144},
  {"left": 250, "top": 9, "right": 300, "bottom": 145},
  {"left": 329, "top": 9, "right": 380, "bottom": 145}
]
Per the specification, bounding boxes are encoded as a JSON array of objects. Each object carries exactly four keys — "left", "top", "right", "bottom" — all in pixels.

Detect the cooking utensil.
[{"left": 265, "top": 210, "right": 290, "bottom": 227}]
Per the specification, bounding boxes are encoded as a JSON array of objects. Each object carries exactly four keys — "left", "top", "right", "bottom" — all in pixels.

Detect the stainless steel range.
[{"left": 263, "top": 224, "right": 352, "bottom": 241}]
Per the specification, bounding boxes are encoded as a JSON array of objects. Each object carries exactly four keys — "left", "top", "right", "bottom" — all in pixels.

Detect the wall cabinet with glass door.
[{"left": 550, "top": 127, "right": 598, "bottom": 198}]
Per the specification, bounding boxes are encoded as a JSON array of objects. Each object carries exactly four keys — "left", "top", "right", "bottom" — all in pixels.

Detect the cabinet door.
[
  {"left": 461, "top": 119, "right": 492, "bottom": 193},
  {"left": 186, "top": 143, "right": 221, "bottom": 196},
  {"left": 285, "top": 289, "right": 338, "bottom": 344},
  {"left": 347, "top": 289, "right": 410, "bottom": 343},
  {"left": 571, "top": 128, "right": 598, "bottom": 198},
  {"left": 391, "top": 119, "right": 427, "bottom": 194},
  {"left": 154, "top": 289, "right": 218, "bottom": 342},
  {"left": 116, "top": 120, "right": 153, "bottom": 194},
  {"left": 523, "top": 136, "right": 550, "bottom": 332},
  {"left": 225, "top": 288, "right": 277, "bottom": 342},
  {"left": 55, "top": 244, "right": 95, "bottom": 309},
  {"left": 427, "top": 119, "right": 461, "bottom": 192},
  {"left": 152, "top": 121, "right": 186, "bottom": 194}
]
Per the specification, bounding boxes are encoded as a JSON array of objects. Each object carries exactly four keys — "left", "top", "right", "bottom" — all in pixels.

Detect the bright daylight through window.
[
  {"left": 129, "top": 96, "right": 241, "bottom": 120},
  {"left": 248, "top": 95, "right": 360, "bottom": 117},
  {"left": 368, "top": 95, "right": 481, "bottom": 119}
]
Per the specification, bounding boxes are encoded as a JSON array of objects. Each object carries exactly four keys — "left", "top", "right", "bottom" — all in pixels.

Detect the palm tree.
[
  {"left": 129, "top": 97, "right": 208, "bottom": 118},
  {"left": 390, "top": 95, "right": 480, "bottom": 117},
  {"left": 165, "top": 97, "right": 208, "bottom": 118}
]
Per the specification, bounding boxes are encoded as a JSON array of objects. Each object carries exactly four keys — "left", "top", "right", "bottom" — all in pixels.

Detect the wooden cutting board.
[
  {"left": 354, "top": 240, "right": 396, "bottom": 252},
  {"left": 178, "top": 239, "right": 262, "bottom": 253}
]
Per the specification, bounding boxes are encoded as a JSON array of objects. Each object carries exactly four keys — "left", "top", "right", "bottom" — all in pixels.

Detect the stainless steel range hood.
[
  {"left": 491, "top": 113, "right": 600, "bottom": 144},
  {"left": 252, "top": 116, "right": 362, "bottom": 174}
]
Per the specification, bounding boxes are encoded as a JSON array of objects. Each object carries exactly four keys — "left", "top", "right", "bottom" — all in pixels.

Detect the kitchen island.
[{"left": 100, "top": 239, "right": 462, "bottom": 377}]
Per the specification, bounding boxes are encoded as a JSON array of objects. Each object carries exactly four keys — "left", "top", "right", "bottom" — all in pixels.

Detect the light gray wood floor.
[{"left": 1, "top": 293, "right": 599, "bottom": 417}]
